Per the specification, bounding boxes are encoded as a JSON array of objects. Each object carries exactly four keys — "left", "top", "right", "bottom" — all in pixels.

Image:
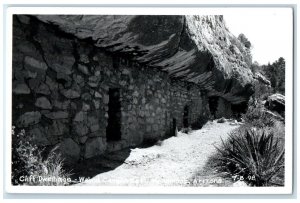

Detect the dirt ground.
[{"left": 77, "top": 120, "right": 241, "bottom": 187}]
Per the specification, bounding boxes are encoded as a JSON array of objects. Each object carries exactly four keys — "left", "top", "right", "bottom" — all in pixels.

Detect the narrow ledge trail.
[{"left": 78, "top": 120, "right": 240, "bottom": 187}]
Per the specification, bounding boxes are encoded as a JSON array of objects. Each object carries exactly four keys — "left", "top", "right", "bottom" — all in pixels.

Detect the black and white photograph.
[{"left": 4, "top": 4, "right": 294, "bottom": 195}]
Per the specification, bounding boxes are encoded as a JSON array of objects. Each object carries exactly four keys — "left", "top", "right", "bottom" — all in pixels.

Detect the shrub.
[
  {"left": 242, "top": 103, "right": 274, "bottom": 128},
  {"left": 209, "top": 127, "right": 285, "bottom": 186},
  {"left": 12, "top": 126, "right": 72, "bottom": 186}
]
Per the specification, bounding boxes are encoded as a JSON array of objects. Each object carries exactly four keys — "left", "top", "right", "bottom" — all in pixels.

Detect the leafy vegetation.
[
  {"left": 12, "top": 126, "right": 72, "bottom": 186},
  {"left": 205, "top": 55, "right": 286, "bottom": 187},
  {"left": 242, "top": 102, "right": 275, "bottom": 128},
  {"left": 238, "top": 33, "right": 252, "bottom": 49},
  {"left": 251, "top": 57, "right": 285, "bottom": 95},
  {"left": 209, "top": 127, "right": 285, "bottom": 186}
]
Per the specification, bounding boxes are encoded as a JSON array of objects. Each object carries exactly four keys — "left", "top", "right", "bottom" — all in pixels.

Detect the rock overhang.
[{"left": 34, "top": 14, "right": 254, "bottom": 104}]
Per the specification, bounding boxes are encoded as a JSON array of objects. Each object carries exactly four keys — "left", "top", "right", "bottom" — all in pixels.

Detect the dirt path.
[{"left": 78, "top": 120, "right": 240, "bottom": 186}]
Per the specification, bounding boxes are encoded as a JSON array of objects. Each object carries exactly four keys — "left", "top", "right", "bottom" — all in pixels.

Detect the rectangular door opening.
[
  {"left": 106, "top": 88, "right": 121, "bottom": 142},
  {"left": 183, "top": 105, "right": 189, "bottom": 128},
  {"left": 172, "top": 118, "right": 177, "bottom": 137}
]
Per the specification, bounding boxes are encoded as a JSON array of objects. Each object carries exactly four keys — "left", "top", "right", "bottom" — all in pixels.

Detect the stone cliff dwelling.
[{"left": 12, "top": 15, "right": 254, "bottom": 162}]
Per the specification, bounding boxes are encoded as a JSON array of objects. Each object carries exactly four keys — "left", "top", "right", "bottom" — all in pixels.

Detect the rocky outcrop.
[
  {"left": 265, "top": 94, "right": 285, "bottom": 117},
  {"left": 12, "top": 15, "right": 253, "bottom": 161},
  {"left": 35, "top": 15, "right": 254, "bottom": 104},
  {"left": 254, "top": 72, "right": 271, "bottom": 87}
]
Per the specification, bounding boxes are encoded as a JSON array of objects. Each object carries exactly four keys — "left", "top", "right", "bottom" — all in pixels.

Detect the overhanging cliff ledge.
[{"left": 35, "top": 15, "right": 254, "bottom": 104}]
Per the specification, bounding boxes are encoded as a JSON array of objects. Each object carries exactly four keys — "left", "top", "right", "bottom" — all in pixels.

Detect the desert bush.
[
  {"left": 209, "top": 127, "right": 285, "bottom": 186},
  {"left": 12, "top": 126, "right": 72, "bottom": 186},
  {"left": 242, "top": 102, "right": 274, "bottom": 128}
]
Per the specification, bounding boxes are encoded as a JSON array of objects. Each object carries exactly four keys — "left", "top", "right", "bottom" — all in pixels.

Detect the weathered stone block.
[
  {"left": 17, "top": 111, "right": 41, "bottom": 127},
  {"left": 93, "top": 100, "right": 100, "bottom": 109},
  {"left": 74, "top": 74, "right": 85, "bottom": 86},
  {"left": 84, "top": 137, "right": 106, "bottom": 159},
  {"left": 13, "top": 83, "right": 31, "bottom": 94},
  {"left": 35, "top": 97, "right": 52, "bottom": 109},
  {"left": 90, "top": 124, "right": 100, "bottom": 132},
  {"left": 57, "top": 72, "right": 72, "bottom": 83},
  {"left": 78, "top": 64, "right": 90, "bottom": 75},
  {"left": 79, "top": 54, "right": 89, "bottom": 63},
  {"left": 36, "top": 82, "right": 50, "bottom": 95},
  {"left": 57, "top": 138, "right": 80, "bottom": 162},
  {"left": 24, "top": 56, "right": 48, "bottom": 71},
  {"left": 122, "top": 68, "right": 130, "bottom": 75},
  {"left": 61, "top": 89, "right": 81, "bottom": 99},
  {"left": 28, "top": 127, "right": 50, "bottom": 146},
  {"left": 44, "top": 111, "right": 69, "bottom": 119},
  {"left": 94, "top": 91, "right": 102, "bottom": 98},
  {"left": 79, "top": 136, "right": 88, "bottom": 144},
  {"left": 146, "top": 125, "right": 152, "bottom": 132},
  {"left": 133, "top": 98, "right": 138, "bottom": 104},
  {"left": 50, "top": 56, "right": 74, "bottom": 75},
  {"left": 82, "top": 103, "right": 90, "bottom": 111},
  {"left": 25, "top": 70, "right": 37, "bottom": 79},
  {"left": 28, "top": 78, "right": 41, "bottom": 90},
  {"left": 153, "top": 124, "right": 159, "bottom": 131},
  {"left": 81, "top": 92, "right": 92, "bottom": 101},
  {"left": 103, "top": 94, "right": 109, "bottom": 104},
  {"left": 74, "top": 111, "right": 87, "bottom": 122},
  {"left": 133, "top": 91, "right": 139, "bottom": 97},
  {"left": 74, "top": 123, "right": 89, "bottom": 136},
  {"left": 45, "top": 76, "right": 58, "bottom": 91},
  {"left": 53, "top": 100, "right": 70, "bottom": 110},
  {"left": 119, "top": 80, "right": 126, "bottom": 86},
  {"left": 47, "top": 120, "right": 68, "bottom": 136}
]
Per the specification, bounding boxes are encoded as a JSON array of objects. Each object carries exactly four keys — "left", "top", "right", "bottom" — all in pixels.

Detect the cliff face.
[{"left": 35, "top": 15, "right": 254, "bottom": 104}]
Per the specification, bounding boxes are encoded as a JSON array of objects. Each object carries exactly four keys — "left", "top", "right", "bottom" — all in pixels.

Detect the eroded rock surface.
[
  {"left": 12, "top": 15, "right": 254, "bottom": 160},
  {"left": 265, "top": 93, "right": 285, "bottom": 117},
  {"left": 36, "top": 15, "right": 254, "bottom": 104}
]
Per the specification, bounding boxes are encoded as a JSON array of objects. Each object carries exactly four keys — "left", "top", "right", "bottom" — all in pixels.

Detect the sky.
[{"left": 223, "top": 8, "right": 293, "bottom": 65}]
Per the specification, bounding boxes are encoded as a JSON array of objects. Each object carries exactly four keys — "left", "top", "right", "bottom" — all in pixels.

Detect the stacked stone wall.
[{"left": 12, "top": 15, "right": 211, "bottom": 161}]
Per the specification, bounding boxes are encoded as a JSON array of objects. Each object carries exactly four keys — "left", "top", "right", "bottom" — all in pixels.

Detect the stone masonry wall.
[{"left": 12, "top": 15, "right": 210, "bottom": 162}]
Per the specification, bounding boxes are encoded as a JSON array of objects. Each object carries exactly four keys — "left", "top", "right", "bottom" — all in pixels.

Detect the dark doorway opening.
[
  {"left": 231, "top": 102, "right": 248, "bottom": 118},
  {"left": 106, "top": 88, "right": 121, "bottom": 142},
  {"left": 172, "top": 118, "right": 177, "bottom": 137},
  {"left": 183, "top": 105, "right": 189, "bottom": 128},
  {"left": 208, "top": 96, "right": 219, "bottom": 118}
]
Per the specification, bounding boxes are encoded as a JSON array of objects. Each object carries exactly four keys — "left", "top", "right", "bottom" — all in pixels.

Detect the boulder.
[
  {"left": 217, "top": 117, "right": 226, "bottom": 123},
  {"left": 265, "top": 94, "right": 285, "bottom": 117},
  {"left": 254, "top": 72, "right": 271, "bottom": 87},
  {"left": 17, "top": 111, "right": 41, "bottom": 127}
]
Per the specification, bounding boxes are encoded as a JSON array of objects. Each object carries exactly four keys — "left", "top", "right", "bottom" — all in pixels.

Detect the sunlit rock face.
[{"left": 36, "top": 15, "right": 254, "bottom": 104}]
